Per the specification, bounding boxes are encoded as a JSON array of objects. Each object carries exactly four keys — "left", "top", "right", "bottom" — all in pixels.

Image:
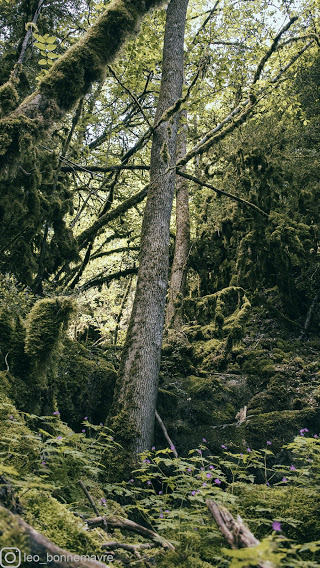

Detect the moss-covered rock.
[
  {"left": 234, "top": 483, "right": 320, "bottom": 542},
  {"left": 19, "top": 490, "right": 102, "bottom": 553},
  {"left": 56, "top": 339, "right": 117, "bottom": 429}
]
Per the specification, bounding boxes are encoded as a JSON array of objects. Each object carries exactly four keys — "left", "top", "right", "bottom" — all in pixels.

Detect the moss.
[
  {"left": 0, "top": 391, "right": 41, "bottom": 474},
  {"left": 25, "top": 297, "right": 75, "bottom": 386},
  {"left": 56, "top": 339, "right": 117, "bottom": 429},
  {"left": 245, "top": 409, "right": 320, "bottom": 451},
  {"left": 234, "top": 484, "right": 320, "bottom": 542},
  {"left": 0, "top": 81, "right": 19, "bottom": 117},
  {"left": 39, "top": 0, "right": 153, "bottom": 112},
  {"left": 20, "top": 490, "right": 102, "bottom": 553},
  {"left": 0, "top": 508, "right": 28, "bottom": 552}
]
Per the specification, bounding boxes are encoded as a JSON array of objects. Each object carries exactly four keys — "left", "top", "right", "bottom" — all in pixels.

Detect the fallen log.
[{"left": 206, "top": 499, "right": 275, "bottom": 568}]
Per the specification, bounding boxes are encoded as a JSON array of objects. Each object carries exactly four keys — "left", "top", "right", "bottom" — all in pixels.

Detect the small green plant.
[{"left": 33, "top": 33, "right": 59, "bottom": 68}]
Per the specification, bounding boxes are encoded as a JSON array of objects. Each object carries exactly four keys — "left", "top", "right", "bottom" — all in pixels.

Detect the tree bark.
[
  {"left": 108, "top": 0, "right": 189, "bottom": 456},
  {"left": 165, "top": 109, "right": 190, "bottom": 329}
]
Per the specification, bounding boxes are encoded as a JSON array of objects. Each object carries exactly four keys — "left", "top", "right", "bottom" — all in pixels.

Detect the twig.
[
  {"left": 299, "top": 293, "right": 319, "bottom": 339},
  {"left": 155, "top": 410, "right": 178, "bottom": 458},
  {"left": 206, "top": 500, "right": 275, "bottom": 568},
  {"left": 108, "top": 66, "right": 152, "bottom": 128},
  {"left": 78, "top": 480, "right": 108, "bottom": 532},
  {"left": 13, "top": 0, "right": 45, "bottom": 76},
  {"left": 87, "top": 515, "right": 174, "bottom": 551}
]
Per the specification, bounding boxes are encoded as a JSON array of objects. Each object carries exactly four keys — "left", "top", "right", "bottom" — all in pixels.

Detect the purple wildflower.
[
  {"left": 158, "top": 490, "right": 163, "bottom": 495},
  {"left": 202, "top": 482, "right": 207, "bottom": 487},
  {"left": 202, "top": 438, "right": 207, "bottom": 443},
  {"left": 152, "top": 446, "right": 155, "bottom": 450},
  {"left": 170, "top": 445, "right": 175, "bottom": 451},
  {"left": 282, "top": 477, "right": 288, "bottom": 483},
  {"left": 191, "top": 490, "right": 196, "bottom": 496},
  {"left": 187, "top": 468, "right": 192, "bottom": 472},
  {"left": 128, "top": 479, "right": 134, "bottom": 483},
  {"left": 267, "top": 440, "right": 272, "bottom": 445},
  {"left": 206, "top": 473, "right": 212, "bottom": 479},
  {"left": 272, "top": 521, "right": 281, "bottom": 531},
  {"left": 159, "top": 513, "right": 164, "bottom": 518},
  {"left": 82, "top": 429, "right": 86, "bottom": 433},
  {"left": 101, "top": 498, "right": 106, "bottom": 504},
  {"left": 214, "top": 479, "right": 221, "bottom": 485},
  {"left": 209, "top": 465, "right": 214, "bottom": 470},
  {"left": 9, "top": 415, "right": 13, "bottom": 420},
  {"left": 266, "top": 482, "right": 270, "bottom": 486},
  {"left": 57, "top": 436, "right": 62, "bottom": 440},
  {"left": 147, "top": 480, "right": 152, "bottom": 485},
  {"left": 165, "top": 510, "right": 169, "bottom": 513},
  {"left": 221, "top": 444, "right": 227, "bottom": 449},
  {"left": 247, "top": 448, "right": 251, "bottom": 453},
  {"left": 41, "top": 461, "right": 46, "bottom": 466},
  {"left": 53, "top": 411, "right": 60, "bottom": 415},
  {"left": 84, "top": 416, "right": 88, "bottom": 420},
  {"left": 289, "top": 465, "right": 296, "bottom": 471}
]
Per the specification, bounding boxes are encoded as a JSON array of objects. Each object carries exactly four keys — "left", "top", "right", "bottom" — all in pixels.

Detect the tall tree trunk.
[
  {"left": 108, "top": 0, "right": 189, "bottom": 457},
  {"left": 165, "top": 108, "right": 190, "bottom": 330}
]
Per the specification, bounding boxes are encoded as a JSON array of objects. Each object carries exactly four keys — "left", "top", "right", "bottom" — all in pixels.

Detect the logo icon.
[{"left": 0, "top": 548, "right": 21, "bottom": 568}]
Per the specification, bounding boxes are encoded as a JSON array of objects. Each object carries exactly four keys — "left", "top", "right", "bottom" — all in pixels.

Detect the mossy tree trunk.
[
  {"left": 108, "top": 0, "right": 189, "bottom": 456},
  {"left": 165, "top": 108, "right": 190, "bottom": 330}
]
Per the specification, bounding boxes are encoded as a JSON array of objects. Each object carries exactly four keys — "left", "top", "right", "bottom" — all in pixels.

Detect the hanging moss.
[
  {"left": 39, "top": 0, "right": 163, "bottom": 112},
  {"left": 25, "top": 297, "right": 75, "bottom": 386},
  {"left": 0, "top": 81, "right": 19, "bottom": 117}
]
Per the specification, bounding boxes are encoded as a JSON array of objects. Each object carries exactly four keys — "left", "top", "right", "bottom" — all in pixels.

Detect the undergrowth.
[{"left": 1, "top": 401, "right": 320, "bottom": 567}]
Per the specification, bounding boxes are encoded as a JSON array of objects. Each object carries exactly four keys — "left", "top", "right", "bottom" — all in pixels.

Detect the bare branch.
[
  {"left": 176, "top": 170, "right": 268, "bottom": 217},
  {"left": 155, "top": 410, "right": 178, "bottom": 457},
  {"left": 252, "top": 17, "right": 298, "bottom": 85}
]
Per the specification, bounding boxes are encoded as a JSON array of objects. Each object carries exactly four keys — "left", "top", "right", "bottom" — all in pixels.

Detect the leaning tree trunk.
[
  {"left": 165, "top": 108, "right": 190, "bottom": 330},
  {"left": 108, "top": 0, "right": 189, "bottom": 457}
]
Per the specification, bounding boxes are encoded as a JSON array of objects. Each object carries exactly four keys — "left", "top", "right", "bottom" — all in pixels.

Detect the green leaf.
[
  {"left": 47, "top": 52, "right": 59, "bottom": 59},
  {"left": 34, "top": 42, "right": 46, "bottom": 49},
  {"left": 38, "top": 59, "right": 48, "bottom": 66}
]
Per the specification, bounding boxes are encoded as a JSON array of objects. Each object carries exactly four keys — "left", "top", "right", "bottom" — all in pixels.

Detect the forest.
[{"left": 0, "top": 0, "right": 320, "bottom": 565}]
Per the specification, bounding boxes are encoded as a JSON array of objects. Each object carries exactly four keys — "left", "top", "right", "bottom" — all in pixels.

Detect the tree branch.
[
  {"left": 77, "top": 186, "right": 149, "bottom": 250},
  {"left": 176, "top": 169, "right": 268, "bottom": 217},
  {"left": 87, "top": 515, "right": 174, "bottom": 550},
  {"left": 79, "top": 267, "right": 138, "bottom": 292},
  {"left": 155, "top": 410, "right": 178, "bottom": 457}
]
